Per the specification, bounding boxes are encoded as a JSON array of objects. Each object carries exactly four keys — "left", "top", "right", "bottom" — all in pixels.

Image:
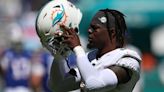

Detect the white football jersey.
[
  {"left": 71, "top": 48, "right": 141, "bottom": 92},
  {"left": 49, "top": 48, "right": 141, "bottom": 92}
]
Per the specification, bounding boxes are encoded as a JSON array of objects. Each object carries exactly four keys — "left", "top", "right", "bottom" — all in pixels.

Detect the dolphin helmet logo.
[{"left": 51, "top": 4, "right": 66, "bottom": 27}]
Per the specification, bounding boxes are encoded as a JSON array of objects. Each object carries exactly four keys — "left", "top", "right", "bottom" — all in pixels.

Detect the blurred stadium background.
[{"left": 0, "top": 0, "right": 164, "bottom": 92}]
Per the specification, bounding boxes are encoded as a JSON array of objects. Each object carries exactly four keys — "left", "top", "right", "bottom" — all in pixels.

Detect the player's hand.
[{"left": 60, "top": 25, "right": 81, "bottom": 49}]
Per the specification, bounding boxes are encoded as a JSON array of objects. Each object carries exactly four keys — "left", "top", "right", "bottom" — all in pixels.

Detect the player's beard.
[
  {"left": 87, "top": 42, "right": 95, "bottom": 49},
  {"left": 87, "top": 43, "right": 91, "bottom": 49}
]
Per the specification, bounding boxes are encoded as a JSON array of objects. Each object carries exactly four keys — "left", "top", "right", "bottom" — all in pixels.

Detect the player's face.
[
  {"left": 87, "top": 20, "right": 110, "bottom": 49},
  {"left": 12, "top": 41, "right": 23, "bottom": 53}
]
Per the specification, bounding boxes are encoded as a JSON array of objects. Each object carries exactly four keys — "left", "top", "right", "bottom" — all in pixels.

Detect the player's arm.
[
  {"left": 48, "top": 54, "right": 80, "bottom": 92},
  {"left": 73, "top": 46, "right": 118, "bottom": 90},
  {"left": 113, "top": 56, "right": 141, "bottom": 84},
  {"left": 73, "top": 47, "right": 140, "bottom": 91},
  {"left": 30, "top": 59, "right": 45, "bottom": 92},
  {"left": 108, "top": 65, "right": 131, "bottom": 84}
]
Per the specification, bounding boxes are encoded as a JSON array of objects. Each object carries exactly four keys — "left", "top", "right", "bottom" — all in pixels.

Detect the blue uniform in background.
[{"left": 0, "top": 49, "right": 32, "bottom": 92}]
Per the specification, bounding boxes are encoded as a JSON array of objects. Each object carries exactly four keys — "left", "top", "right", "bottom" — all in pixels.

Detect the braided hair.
[{"left": 99, "top": 9, "right": 127, "bottom": 48}]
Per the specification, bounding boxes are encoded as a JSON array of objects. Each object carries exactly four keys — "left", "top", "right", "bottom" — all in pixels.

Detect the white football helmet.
[{"left": 35, "top": 0, "right": 82, "bottom": 56}]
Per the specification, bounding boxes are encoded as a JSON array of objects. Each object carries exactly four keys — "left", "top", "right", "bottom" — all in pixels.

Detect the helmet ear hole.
[{"left": 75, "top": 27, "right": 79, "bottom": 33}]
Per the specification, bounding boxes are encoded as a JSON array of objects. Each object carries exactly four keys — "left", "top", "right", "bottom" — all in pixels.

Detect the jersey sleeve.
[
  {"left": 115, "top": 57, "right": 141, "bottom": 91},
  {"left": 116, "top": 57, "right": 140, "bottom": 73},
  {"left": 116, "top": 57, "right": 141, "bottom": 92}
]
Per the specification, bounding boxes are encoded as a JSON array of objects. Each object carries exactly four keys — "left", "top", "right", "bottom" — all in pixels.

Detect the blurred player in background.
[
  {"left": 0, "top": 23, "right": 33, "bottom": 92},
  {"left": 0, "top": 23, "right": 47, "bottom": 92}
]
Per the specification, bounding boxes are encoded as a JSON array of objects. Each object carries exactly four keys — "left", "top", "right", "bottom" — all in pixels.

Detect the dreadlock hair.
[{"left": 99, "top": 9, "right": 127, "bottom": 48}]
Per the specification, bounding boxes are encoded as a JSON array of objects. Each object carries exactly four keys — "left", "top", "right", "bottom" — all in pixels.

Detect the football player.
[{"left": 47, "top": 9, "right": 142, "bottom": 92}]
